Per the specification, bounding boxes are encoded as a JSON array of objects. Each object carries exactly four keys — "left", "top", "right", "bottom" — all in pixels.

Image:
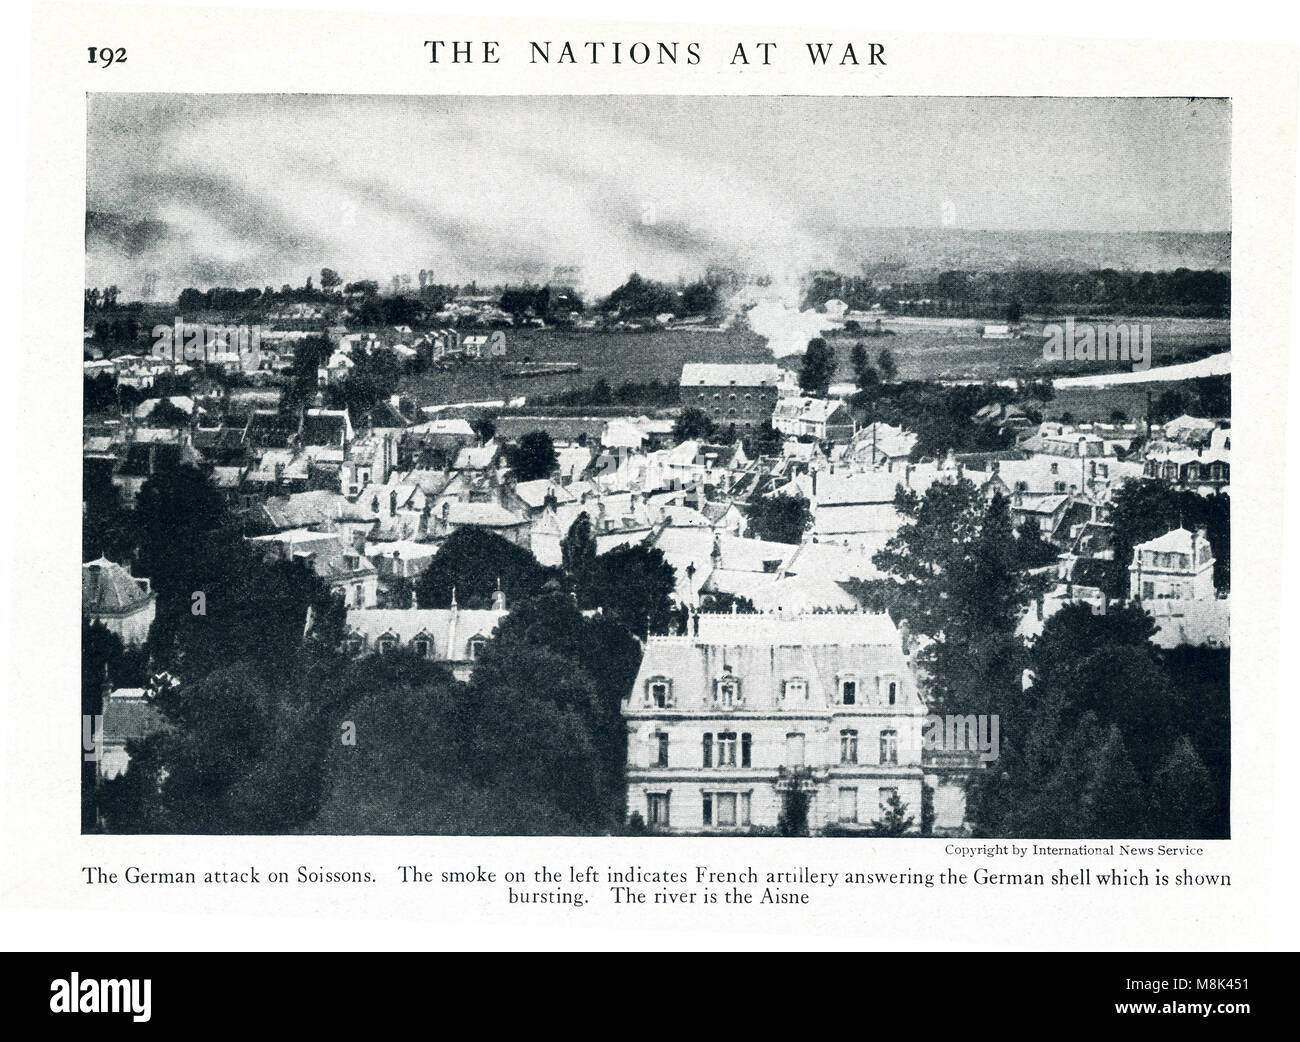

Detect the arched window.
[
  {"left": 412, "top": 634, "right": 433, "bottom": 658},
  {"left": 376, "top": 633, "right": 398, "bottom": 655}
]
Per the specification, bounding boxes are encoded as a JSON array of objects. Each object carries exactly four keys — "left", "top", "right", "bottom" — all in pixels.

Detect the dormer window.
[
  {"left": 714, "top": 675, "right": 742, "bottom": 709},
  {"left": 646, "top": 677, "right": 674, "bottom": 708},
  {"left": 412, "top": 634, "right": 433, "bottom": 659},
  {"left": 376, "top": 633, "right": 397, "bottom": 655},
  {"left": 344, "top": 634, "right": 365, "bottom": 656},
  {"left": 840, "top": 676, "right": 858, "bottom": 705},
  {"left": 467, "top": 636, "right": 487, "bottom": 661},
  {"left": 783, "top": 678, "right": 808, "bottom": 702}
]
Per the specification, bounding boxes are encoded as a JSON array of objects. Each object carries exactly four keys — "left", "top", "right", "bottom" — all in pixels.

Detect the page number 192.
[{"left": 87, "top": 47, "right": 127, "bottom": 67}]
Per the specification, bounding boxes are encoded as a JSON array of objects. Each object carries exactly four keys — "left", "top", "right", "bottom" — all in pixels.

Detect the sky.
[{"left": 85, "top": 94, "right": 1231, "bottom": 299}]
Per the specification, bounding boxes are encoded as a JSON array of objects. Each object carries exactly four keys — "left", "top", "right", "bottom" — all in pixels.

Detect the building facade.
[
  {"left": 1129, "top": 526, "right": 1216, "bottom": 602},
  {"left": 680, "top": 363, "right": 781, "bottom": 431},
  {"left": 772, "top": 396, "right": 855, "bottom": 443},
  {"left": 623, "top": 610, "right": 926, "bottom": 834}
]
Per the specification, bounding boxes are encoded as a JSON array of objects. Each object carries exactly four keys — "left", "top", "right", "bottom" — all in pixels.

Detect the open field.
[{"left": 398, "top": 315, "right": 1229, "bottom": 410}]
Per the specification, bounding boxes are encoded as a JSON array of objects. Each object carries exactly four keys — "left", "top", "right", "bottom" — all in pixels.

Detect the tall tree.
[
  {"left": 799, "top": 337, "right": 836, "bottom": 395},
  {"left": 876, "top": 347, "right": 898, "bottom": 382},
  {"left": 504, "top": 430, "right": 558, "bottom": 482},
  {"left": 586, "top": 544, "right": 677, "bottom": 635}
]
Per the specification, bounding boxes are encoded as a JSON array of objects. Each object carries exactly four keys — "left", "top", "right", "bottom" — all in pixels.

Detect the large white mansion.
[{"left": 623, "top": 609, "right": 926, "bottom": 834}]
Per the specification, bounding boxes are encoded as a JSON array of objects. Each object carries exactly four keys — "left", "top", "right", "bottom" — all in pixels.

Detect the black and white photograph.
[{"left": 79, "top": 93, "right": 1234, "bottom": 839}]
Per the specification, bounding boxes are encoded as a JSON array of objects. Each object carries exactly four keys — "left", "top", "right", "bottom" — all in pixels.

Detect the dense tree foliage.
[
  {"left": 673, "top": 406, "right": 718, "bottom": 443},
  {"left": 503, "top": 430, "right": 558, "bottom": 482},
  {"left": 802, "top": 267, "right": 1230, "bottom": 318},
  {"left": 967, "top": 606, "right": 1228, "bottom": 838},
  {"left": 799, "top": 337, "right": 836, "bottom": 395},
  {"left": 415, "top": 527, "right": 561, "bottom": 609},
  {"left": 746, "top": 493, "right": 812, "bottom": 545},
  {"left": 1107, "top": 480, "right": 1229, "bottom": 596}
]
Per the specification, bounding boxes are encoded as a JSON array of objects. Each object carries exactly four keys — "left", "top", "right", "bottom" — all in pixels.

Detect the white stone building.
[
  {"left": 1129, "top": 526, "right": 1216, "bottom": 602},
  {"left": 623, "top": 610, "right": 926, "bottom": 834}
]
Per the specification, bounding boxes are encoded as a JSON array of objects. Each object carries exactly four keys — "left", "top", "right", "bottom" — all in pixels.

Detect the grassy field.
[
  {"left": 400, "top": 326, "right": 772, "bottom": 407},
  {"left": 827, "top": 315, "right": 1229, "bottom": 382},
  {"left": 397, "top": 316, "right": 1229, "bottom": 412}
]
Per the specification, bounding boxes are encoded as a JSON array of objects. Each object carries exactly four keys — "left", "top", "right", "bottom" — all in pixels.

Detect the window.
[
  {"left": 702, "top": 732, "right": 712, "bottom": 768},
  {"left": 344, "top": 635, "right": 365, "bottom": 656},
  {"left": 717, "top": 732, "right": 737, "bottom": 767},
  {"left": 716, "top": 793, "right": 738, "bottom": 827},
  {"left": 653, "top": 732, "right": 669, "bottom": 768},
  {"left": 784, "top": 678, "right": 807, "bottom": 702},
  {"left": 412, "top": 635, "right": 433, "bottom": 658},
  {"left": 1050, "top": 462, "right": 1059, "bottom": 474},
  {"left": 704, "top": 792, "right": 750, "bottom": 828},
  {"left": 716, "top": 676, "right": 741, "bottom": 708},
  {"left": 785, "top": 733, "right": 805, "bottom": 767},
  {"left": 741, "top": 733, "right": 752, "bottom": 768},
  {"left": 646, "top": 678, "right": 673, "bottom": 707},
  {"left": 839, "top": 787, "right": 858, "bottom": 824},
  {"left": 841, "top": 679, "right": 857, "bottom": 705},
  {"left": 840, "top": 729, "right": 859, "bottom": 764},
  {"left": 467, "top": 636, "right": 486, "bottom": 661},
  {"left": 879, "top": 787, "right": 898, "bottom": 814},
  {"left": 376, "top": 633, "right": 397, "bottom": 655},
  {"left": 888, "top": 680, "right": 898, "bottom": 705},
  {"left": 880, "top": 729, "right": 898, "bottom": 765},
  {"left": 647, "top": 793, "right": 670, "bottom": 828}
]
